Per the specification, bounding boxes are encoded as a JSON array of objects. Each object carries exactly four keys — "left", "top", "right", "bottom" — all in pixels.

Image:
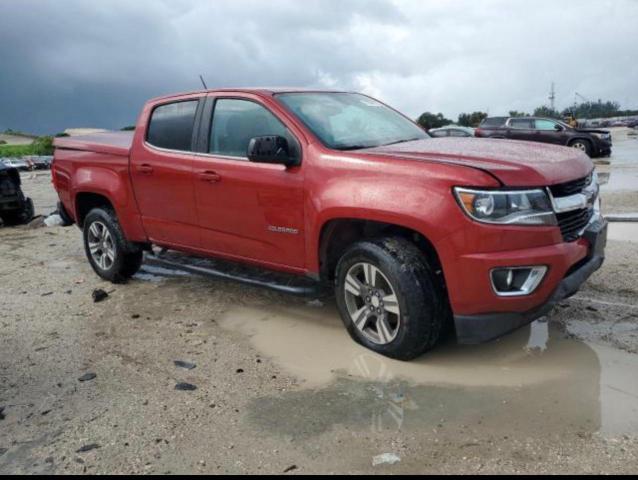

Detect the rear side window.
[
  {"left": 147, "top": 101, "right": 198, "bottom": 152},
  {"left": 480, "top": 117, "right": 507, "bottom": 128},
  {"left": 430, "top": 130, "right": 448, "bottom": 137},
  {"left": 509, "top": 118, "right": 534, "bottom": 129}
]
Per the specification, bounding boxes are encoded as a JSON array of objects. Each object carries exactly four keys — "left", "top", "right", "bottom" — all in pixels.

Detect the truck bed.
[{"left": 53, "top": 131, "right": 134, "bottom": 157}]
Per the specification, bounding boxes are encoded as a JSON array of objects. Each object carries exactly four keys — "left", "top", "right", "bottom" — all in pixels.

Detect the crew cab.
[
  {"left": 52, "top": 89, "right": 607, "bottom": 360},
  {"left": 475, "top": 116, "right": 612, "bottom": 158}
]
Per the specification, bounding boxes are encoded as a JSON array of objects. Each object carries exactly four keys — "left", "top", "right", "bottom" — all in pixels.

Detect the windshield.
[{"left": 276, "top": 92, "right": 428, "bottom": 150}]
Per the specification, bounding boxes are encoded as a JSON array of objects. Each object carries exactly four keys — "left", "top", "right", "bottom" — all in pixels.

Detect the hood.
[
  {"left": 361, "top": 138, "right": 593, "bottom": 187},
  {"left": 575, "top": 128, "right": 610, "bottom": 135}
]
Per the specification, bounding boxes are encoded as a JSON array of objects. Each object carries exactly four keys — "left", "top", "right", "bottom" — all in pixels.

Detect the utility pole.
[{"left": 549, "top": 82, "right": 556, "bottom": 111}]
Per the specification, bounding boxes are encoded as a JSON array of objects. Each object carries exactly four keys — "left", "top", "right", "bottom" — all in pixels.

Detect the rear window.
[
  {"left": 147, "top": 100, "right": 199, "bottom": 151},
  {"left": 480, "top": 117, "right": 507, "bottom": 128}
]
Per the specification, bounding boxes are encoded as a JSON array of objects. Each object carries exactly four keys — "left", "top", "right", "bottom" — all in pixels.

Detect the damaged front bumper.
[{"left": 454, "top": 217, "right": 608, "bottom": 344}]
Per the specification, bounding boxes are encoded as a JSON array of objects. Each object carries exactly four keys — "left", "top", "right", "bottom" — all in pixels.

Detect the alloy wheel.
[
  {"left": 343, "top": 262, "right": 401, "bottom": 345},
  {"left": 87, "top": 221, "right": 116, "bottom": 271}
]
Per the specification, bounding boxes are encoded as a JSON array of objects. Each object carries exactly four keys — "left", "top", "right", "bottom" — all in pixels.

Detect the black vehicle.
[
  {"left": 475, "top": 116, "right": 612, "bottom": 158},
  {"left": 0, "top": 163, "right": 34, "bottom": 226}
]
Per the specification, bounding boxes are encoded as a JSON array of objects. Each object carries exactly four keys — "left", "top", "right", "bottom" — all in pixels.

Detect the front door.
[
  {"left": 533, "top": 119, "right": 565, "bottom": 145},
  {"left": 130, "top": 99, "right": 201, "bottom": 248},
  {"left": 192, "top": 96, "right": 306, "bottom": 270}
]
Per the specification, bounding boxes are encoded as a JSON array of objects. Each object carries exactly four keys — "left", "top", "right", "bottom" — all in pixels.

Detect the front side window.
[
  {"left": 276, "top": 93, "right": 428, "bottom": 150},
  {"left": 535, "top": 119, "right": 558, "bottom": 131},
  {"left": 209, "top": 99, "right": 290, "bottom": 158},
  {"left": 147, "top": 101, "right": 198, "bottom": 151}
]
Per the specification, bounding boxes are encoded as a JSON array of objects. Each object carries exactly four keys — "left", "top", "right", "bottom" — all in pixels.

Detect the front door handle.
[
  {"left": 199, "top": 171, "right": 221, "bottom": 183},
  {"left": 137, "top": 164, "right": 154, "bottom": 174}
]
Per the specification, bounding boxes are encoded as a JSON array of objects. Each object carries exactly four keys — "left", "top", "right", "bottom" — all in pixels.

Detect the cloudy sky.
[{"left": 1, "top": 0, "right": 637, "bottom": 134}]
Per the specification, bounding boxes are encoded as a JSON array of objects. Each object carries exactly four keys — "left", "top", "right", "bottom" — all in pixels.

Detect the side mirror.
[
  {"left": 554, "top": 124, "right": 563, "bottom": 131},
  {"left": 247, "top": 136, "right": 299, "bottom": 167}
]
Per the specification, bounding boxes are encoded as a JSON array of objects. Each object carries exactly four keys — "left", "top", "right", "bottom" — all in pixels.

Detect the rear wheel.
[
  {"left": 83, "top": 208, "right": 143, "bottom": 283},
  {"left": 335, "top": 237, "right": 446, "bottom": 360},
  {"left": 570, "top": 139, "right": 592, "bottom": 157}
]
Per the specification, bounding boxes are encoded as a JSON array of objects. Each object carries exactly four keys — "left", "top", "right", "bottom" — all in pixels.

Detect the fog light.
[{"left": 491, "top": 266, "right": 547, "bottom": 297}]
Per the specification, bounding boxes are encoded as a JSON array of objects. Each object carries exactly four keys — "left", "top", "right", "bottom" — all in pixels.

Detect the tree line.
[{"left": 417, "top": 100, "right": 638, "bottom": 130}]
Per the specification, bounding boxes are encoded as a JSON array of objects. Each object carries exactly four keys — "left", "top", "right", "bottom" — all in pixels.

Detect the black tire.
[
  {"left": 570, "top": 139, "right": 592, "bottom": 157},
  {"left": 83, "top": 207, "right": 143, "bottom": 283},
  {"left": 334, "top": 237, "right": 446, "bottom": 360}
]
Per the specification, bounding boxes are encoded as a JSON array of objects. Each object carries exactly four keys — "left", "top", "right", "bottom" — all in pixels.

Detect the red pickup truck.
[{"left": 52, "top": 89, "right": 607, "bottom": 360}]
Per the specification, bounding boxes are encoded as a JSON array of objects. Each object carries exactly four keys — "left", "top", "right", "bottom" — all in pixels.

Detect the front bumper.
[{"left": 454, "top": 217, "right": 607, "bottom": 344}]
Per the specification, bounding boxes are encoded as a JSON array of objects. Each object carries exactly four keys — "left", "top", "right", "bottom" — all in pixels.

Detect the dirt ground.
[{"left": 1, "top": 135, "right": 638, "bottom": 474}]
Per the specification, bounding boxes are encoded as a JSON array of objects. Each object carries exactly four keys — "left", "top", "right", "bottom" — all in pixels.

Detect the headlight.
[{"left": 454, "top": 188, "right": 557, "bottom": 226}]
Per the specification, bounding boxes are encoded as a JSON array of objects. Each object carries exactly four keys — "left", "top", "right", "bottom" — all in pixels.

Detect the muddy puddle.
[{"left": 219, "top": 301, "right": 638, "bottom": 438}]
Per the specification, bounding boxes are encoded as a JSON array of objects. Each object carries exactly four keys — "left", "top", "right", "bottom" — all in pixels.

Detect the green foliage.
[
  {"left": 508, "top": 111, "right": 531, "bottom": 118},
  {"left": 457, "top": 111, "right": 488, "bottom": 128},
  {"left": 533, "top": 106, "right": 562, "bottom": 119},
  {"left": 0, "top": 136, "right": 54, "bottom": 157},
  {"left": 416, "top": 112, "right": 452, "bottom": 130}
]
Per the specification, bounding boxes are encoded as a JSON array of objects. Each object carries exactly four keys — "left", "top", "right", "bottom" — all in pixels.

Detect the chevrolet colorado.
[{"left": 52, "top": 89, "right": 607, "bottom": 360}]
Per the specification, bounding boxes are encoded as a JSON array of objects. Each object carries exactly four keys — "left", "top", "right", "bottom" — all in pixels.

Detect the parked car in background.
[
  {"left": 475, "top": 116, "right": 612, "bottom": 157},
  {"left": 428, "top": 125, "right": 475, "bottom": 138},
  {"left": 0, "top": 162, "right": 34, "bottom": 225},
  {"left": 1, "top": 158, "right": 29, "bottom": 170}
]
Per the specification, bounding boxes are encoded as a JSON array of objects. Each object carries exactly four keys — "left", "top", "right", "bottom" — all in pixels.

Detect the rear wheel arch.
[{"left": 75, "top": 192, "right": 116, "bottom": 228}]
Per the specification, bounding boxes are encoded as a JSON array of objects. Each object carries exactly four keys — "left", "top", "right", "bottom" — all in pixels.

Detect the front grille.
[
  {"left": 557, "top": 208, "right": 593, "bottom": 242},
  {"left": 549, "top": 173, "right": 592, "bottom": 197}
]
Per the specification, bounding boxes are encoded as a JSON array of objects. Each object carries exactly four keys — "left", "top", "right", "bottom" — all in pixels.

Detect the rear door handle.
[
  {"left": 137, "top": 164, "right": 154, "bottom": 174},
  {"left": 199, "top": 171, "right": 221, "bottom": 183}
]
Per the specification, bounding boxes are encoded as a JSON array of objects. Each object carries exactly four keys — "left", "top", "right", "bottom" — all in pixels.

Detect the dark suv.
[
  {"left": 0, "top": 162, "right": 34, "bottom": 226},
  {"left": 475, "top": 117, "right": 612, "bottom": 158}
]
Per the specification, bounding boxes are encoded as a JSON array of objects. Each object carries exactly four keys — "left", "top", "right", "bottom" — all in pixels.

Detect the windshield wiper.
[
  {"left": 381, "top": 137, "right": 423, "bottom": 147},
  {"left": 333, "top": 145, "right": 371, "bottom": 151}
]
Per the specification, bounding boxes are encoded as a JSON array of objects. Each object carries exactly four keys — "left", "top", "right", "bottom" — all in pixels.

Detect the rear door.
[
  {"left": 506, "top": 118, "right": 535, "bottom": 141},
  {"left": 130, "top": 97, "right": 202, "bottom": 248},
  {"left": 191, "top": 94, "right": 306, "bottom": 270}
]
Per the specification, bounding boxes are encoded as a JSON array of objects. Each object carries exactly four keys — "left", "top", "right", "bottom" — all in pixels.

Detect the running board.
[{"left": 144, "top": 250, "right": 329, "bottom": 297}]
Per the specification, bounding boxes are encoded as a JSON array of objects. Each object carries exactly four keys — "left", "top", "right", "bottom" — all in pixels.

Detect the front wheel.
[
  {"left": 570, "top": 139, "right": 592, "bottom": 157},
  {"left": 335, "top": 237, "right": 446, "bottom": 360},
  {"left": 83, "top": 208, "right": 143, "bottom": 283}
]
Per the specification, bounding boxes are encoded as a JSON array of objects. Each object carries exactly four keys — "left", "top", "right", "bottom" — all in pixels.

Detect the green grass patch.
[{"left": 0, "top": 137, "right": 53, "bottom": 157}]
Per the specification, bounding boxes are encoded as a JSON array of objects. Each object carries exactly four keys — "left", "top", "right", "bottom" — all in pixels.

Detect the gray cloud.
[{"left": 1, "top": 0, "right": 637, "bottom": 134}]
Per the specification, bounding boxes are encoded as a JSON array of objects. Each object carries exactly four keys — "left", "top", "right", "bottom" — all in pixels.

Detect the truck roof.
[{"left": 148, "top": 88, "right": 352, "bottom": 103}]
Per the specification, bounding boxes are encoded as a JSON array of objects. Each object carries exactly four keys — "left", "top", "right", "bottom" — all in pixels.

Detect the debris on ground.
[
  {"left": 0, "top": 406, "right": 5, "bottom": 420},
  {"left": 26, "top": 216, "right": 46, "bottom": 229},
  {"left": 175, "top": 383, "right": 197, "bottom": 391},
  {"left": 174, "top": 360, "right": 197, "bottom": 370},
  {"left": 372, "top": 453, "right": 401, "bottom": 467},
  {"left": 92, "top": 289, "right": 109, "bottom": 303},
  {"left": 76, "top": 444, "right": 101, "bottom": 453},
  {"left": 283, "top": 465, "right": 298, "bottom": 473},
  {"left": 306, "top": 299, "right": 324, "bottom": 308},
  {"left": 44, "top": 214, "right": 64, "bottom": 227},
  {"left": 78, "top": 373, "right": 97, "bottom": 382}
]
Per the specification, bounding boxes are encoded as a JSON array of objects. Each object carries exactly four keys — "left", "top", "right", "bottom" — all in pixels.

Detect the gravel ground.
[{"left": 1, "top": 154, "right": 638, "bottom": 474}]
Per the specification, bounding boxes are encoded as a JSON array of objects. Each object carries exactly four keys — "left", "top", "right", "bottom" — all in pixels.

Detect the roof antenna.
[{"left": 199, "top": 74, "right": 208, "bottom": 90}]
